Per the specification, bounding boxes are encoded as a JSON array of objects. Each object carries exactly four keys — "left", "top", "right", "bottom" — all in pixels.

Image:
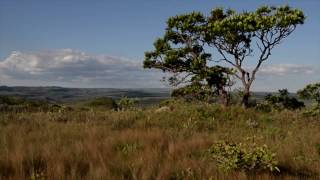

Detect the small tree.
[
  {"left": 204, "top": 5, "right": 305, "bottom": 108},
  {"left": 144, "top": 12, "right": 233, "bottom": 105},
  {"left": 298, "top": 83, "right": 320, "bottom": 109}
]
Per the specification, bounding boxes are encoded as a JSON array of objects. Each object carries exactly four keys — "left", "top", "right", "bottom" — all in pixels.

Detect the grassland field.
[{"left": 0, "top": 98, "right": 319, "bottom": 180}]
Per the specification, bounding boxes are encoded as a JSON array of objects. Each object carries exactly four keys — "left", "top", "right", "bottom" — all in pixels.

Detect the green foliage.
[
  {"left": 144, "top": 11, "right": 233, "bottom": 104},
  {"left": 171, "top": 81, "right": 213, "bottom": 102},
  {"left": 262, "top": 89, "right": 304, "bottom": 110},
  {"left": 204, "top": 5, "right": 305, "bottom": 107},
  {"left": 206, "top": 5, "right": 305, "bottom": 37},
  {"left": 255, "top": 102, "right": 273, "bottom": 113},
  {"left": 208, "top": 141, "right": 279, "bottom": 172},
  {"left": 117, "top": 97, "right": 138, "bottom": 110},
  {"left": 0, "top": 95, "right": 25, "bottom": 105},
  {"left": 144, "top": 12, "right": 209, "bottom": 74},
  {"left": 298, "top": 83, "right": 320, "bottom": 116},
  {"left": 205, "top": 5, "right": 305, "bottom": 49},
  {"left": 298, "top": 83, "right": 320, "bottom": 107},
  {"left": 0, "top": 95, "right": 66, "bottom": 113},
  {"left": 302, "top": 105, "right": 320, "bottom": 117},
  {"left": 144, "top": 5, "right": 305, "bottom": 107}
]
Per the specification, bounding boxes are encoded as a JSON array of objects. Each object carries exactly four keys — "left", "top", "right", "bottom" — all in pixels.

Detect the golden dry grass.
[{"left": 0, "top": 101, "right": 319, "bottom": 179}]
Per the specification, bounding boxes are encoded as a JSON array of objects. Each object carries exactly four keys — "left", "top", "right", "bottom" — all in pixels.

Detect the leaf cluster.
[
  {"left": 144, "top": 12, "right": 211, "bottom": 74},
  {"left": 205, "top": 5, "right": 305, "bottom": 67}
]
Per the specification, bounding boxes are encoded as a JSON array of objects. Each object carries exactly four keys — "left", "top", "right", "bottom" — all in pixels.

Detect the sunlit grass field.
[{"left": 0, "top": 101, "right": 319, "bottom": 179}]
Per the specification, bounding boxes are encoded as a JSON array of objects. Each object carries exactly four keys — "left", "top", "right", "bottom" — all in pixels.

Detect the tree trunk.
[
  {"left": 220, "top": 89, "right": 229, "bottom": 107},
  {"left": 242, "top": 87, "right": 250, "bottom": 108}
]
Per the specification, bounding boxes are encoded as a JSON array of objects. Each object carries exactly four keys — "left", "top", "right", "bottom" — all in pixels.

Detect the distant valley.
[
  {"left": 0, "top": 86, "right": 171, "bottom": 104},
  {"left": 0, "top": 86, "right": 302, "bottom": 105}
]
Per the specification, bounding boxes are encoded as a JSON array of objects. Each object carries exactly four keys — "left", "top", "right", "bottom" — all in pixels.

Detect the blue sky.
[{"left": 0, "top": 0, "right": 319, "bottom": 91}]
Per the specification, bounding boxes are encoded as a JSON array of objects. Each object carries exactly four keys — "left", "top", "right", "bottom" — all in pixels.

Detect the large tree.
[
  {"left": 204, "top": 5, "right": 305, "bottom": 107},
  {"left": 144, "top": 5, "right": 305, "bottom": 107},
  {"left": 144, "top": 12, "right": 233, "bottom": 105}
]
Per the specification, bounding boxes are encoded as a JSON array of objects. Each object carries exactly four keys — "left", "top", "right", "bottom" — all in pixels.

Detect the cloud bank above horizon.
[
  {"left": 0, "top": 49, "right": 165, "bottom": 88},
  {"left": 0, "top": 49, "right": 318, "bottom": 91}
]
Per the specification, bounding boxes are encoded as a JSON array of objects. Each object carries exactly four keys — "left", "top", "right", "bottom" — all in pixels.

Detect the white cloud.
[
  {"left": 259, "top": 63, "right": 316, "bottom": 76},
  {"left": 252, "top": 63, "right": 319, "bottom": 92},
  {"left": 0, "top": 49, "right": 164, "bottom": 88}
]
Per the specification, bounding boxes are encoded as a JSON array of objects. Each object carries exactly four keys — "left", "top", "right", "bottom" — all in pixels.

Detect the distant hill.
[
  {"left": 0, "top": 86, "right": 305, "bottom": 106},
  {"left": 0, "top": 86, "right": 171, "bottom": 104}
]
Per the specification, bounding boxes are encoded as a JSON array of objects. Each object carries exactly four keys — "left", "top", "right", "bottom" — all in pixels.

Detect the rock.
[{"left": 155, "top": 106, "right": 170, "bottom": 113}]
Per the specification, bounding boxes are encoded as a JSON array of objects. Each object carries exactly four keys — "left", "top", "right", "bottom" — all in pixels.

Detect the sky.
[{"left": 0, "top": 0, "right": 319, "bottom": 91}]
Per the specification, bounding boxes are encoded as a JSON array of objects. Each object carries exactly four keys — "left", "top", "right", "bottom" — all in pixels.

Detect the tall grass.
[{"left": 0, "top": 101, "right": 319, "bottom": 179}]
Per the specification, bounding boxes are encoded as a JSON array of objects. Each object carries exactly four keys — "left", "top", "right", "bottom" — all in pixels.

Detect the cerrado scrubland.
[{"left": 1, "top": 5, "right": 319, "bottom": 180}]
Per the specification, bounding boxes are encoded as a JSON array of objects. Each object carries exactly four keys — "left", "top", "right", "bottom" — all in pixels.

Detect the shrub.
[
  {"left": 208, "top": 141, "right": 279, "bottom": 173},
  {"left": 117, "top": 97, "right": 138, "bottom": 110},
  {"left": 262, "top": 89, "right": 304, "bottom": 110},
  {"left": 255, "top": 102, "right": 272, "bottom": 113},
  {"left": 302, "top": 104, "right": 320, "bottom": 117},
  {"left": 297, "top": 82, "right": 320, "bottom": 109},
  {"left": 0, "top": 95, "right": 25, "bottom": 105},
  {"left": 0, "top": 95, "right": 64, "bottom": 113}
]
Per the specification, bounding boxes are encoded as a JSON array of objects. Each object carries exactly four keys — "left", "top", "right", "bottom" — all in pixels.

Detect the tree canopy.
[
  {"left": 204, "top": 5, "right": 305, "bottom": 107},
  {"left": 144, "top": 12, "right": 233, "bottom": 105}
]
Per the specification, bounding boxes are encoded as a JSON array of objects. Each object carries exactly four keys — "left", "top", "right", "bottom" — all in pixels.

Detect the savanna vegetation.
[
  {"left": 0, "top": 96, "right": 320, "bottom": 179},
  {"left": 1, "top": 4, "right": 319, "bottom": 180}
]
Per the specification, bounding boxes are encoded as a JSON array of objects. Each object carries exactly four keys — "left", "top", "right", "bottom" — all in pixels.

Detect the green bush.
[
  {"left": 302, "top": 104, "right": 320, "bottom": 117},
  {"left": 297, "top": 82, "right": 320, "bottom": 109},
  {"left": 262, "top": 89, "right": 304, "bottom": 110},
  {"left": 255, "top": 102, "right": 273, "bottom": 113},
  {"left": 0, "top": 95, "right": 65, "bottom": 113},
  {"left": 117, "top": 97, "right": 138, "bottom": 110},
  {"left": 208, "top": 141, "right": 279, "bottom": 172},
  {"left": 0, "top": 95, "right": 25, "bottom": 105}
]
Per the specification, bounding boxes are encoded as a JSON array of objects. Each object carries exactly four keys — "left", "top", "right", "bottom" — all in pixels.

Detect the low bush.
[
  {"left": 255, "top": 102, "right": 273, "bottom": 113},
  {"left": 208, "top": 141, "right": 279, "bottom": 173},
  {"left": 302, "top": 105, "right": 320, "bottom": 117},
  {"left": 259, "top": 89, "right": 304, "bottom": 111},
  {"left": 117, "top": 97, "right": 138, "bottom": 110}
]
